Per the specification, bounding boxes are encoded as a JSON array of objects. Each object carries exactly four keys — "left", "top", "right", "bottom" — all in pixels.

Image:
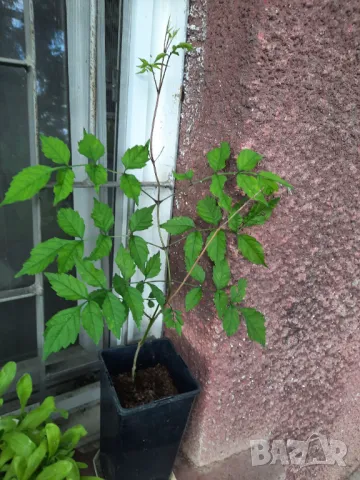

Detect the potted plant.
[
  {"left": 0, "top": 24, "right": 292, "bottom": 480},
  {"left": 0, "top": 361, "right": 101, "bottom": 479}
]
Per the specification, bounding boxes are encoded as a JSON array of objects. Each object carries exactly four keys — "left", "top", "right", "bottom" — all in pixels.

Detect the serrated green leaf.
[
  {"left": 185, "top": 287, "right": 203, "bottom": 312},
  {"left": 115, "top": 244, "right": 136, "bottom": 280},
  {"left": 85, "top": 164, "right": 107, "bottom": 193},
  {"left": 78, "top": 131, "right": 105, "bottom": 161},
  {"left": 129, "top": 235, "right": 149, "bottom": 270},
  {"left": 81, "top": 301, "right": 103, "bottom": 344},
  {"left": 186, "top": 262, "right": 206, "bottom": 283},
  {"left": 121, "top": 144, "right": 149, "bottom": 169},
  {"left": 88, "top": 289, "right": 108, "bottom": 307},
  {"left": 1, "top": 165, "right": 54, "bottom": 206},
  {"left": 102, "top": 292, "right": 127, "bottom": 338},
  {"left": 236, "top": 174, "right": 267, "bottom": 205},
  {"left": 206, "top": 142, "right": 230, "bottom": 171},
  {"left": 57, "top": 240, "right": 84, "bottom": 273},
  {"left": 236, "top": 149, "right": 262, "bottom": 171},
  {"left": 136, "top": 281, "right": 145, "bottom": 294},
  {"left": 16, "top": 238, "right": 68, "bottom": 277},
  {"left": 258, "top": 171, "right": 293, "bottom": 189},
  {"left": 213, "top": 258, "right": 231, "bottom": 290},
  {"left": 129, "top": 205, "right": 155, "bottom": 232},
  {"left": 144, "top": 252, "right": 161, "bottom": 278},
  {"left": 228, "top": 201, "right": 245, "bottom": 232},
  {"left": 223, "top": 305, "right": 240, "bottom": 336},
  {"left": 88, "top": 234, "right": 112, "bottom": 261},
  {"left": 41, "top": 135, "right": 70, "bottom": 165},
  {"left": 243, "top": 198, "right": 280, "bottom": 227},
  {"left": 161, "top": 216, "right": 195, "bottom": 235},
  {"left": 206, "top": 230, "right": 226, "bottom": 264},
  {"left": 258, "top": 176, "right": 279, "bottom": 195},
  {"left": 57, "top": 208, "right": 85, "bottom": 238},
  {"left": 0, "top": 362, "right": 16, "bottom": 397},
  {"left": 147, "top": 283, "right": 165, "bottom": 306},
  {"left": 210, "top": 174, "right": 232, "bottom": 211},
  {"left": 76, "top": 259, "right": 107, "bottom": 287},
  {"left": 54, "top": 169, "right": 75, "bottom": 205},
  {"left": 120, "top": 173, "right": 141, "bottom": 204},
  {"left": 16, "top": 374, "right": 32, "bottom": 412},
  {"left": 176, "top": 41, "right": 194, "bottom": 51},
  {"left": 35, "top": 460, "right": 73, "bottom": 480},
  {"left": 241, "top": 307, "right": 266, "bottom": 345},
  {"left": 91, "top": 198, "right": 114, "bottom": 233},
  {"left": 113, "top": 275, "right": 144, "bottom": 327},
  {"left": 45, "top": 424, "right": 61, "bottom": 458},
  {"left": 163, "top": 308, "right": 175, "bottom": 328},
  {"left": 237, "top": 234, "right": 266, "bottom": 266},
  {"left": 3, "top": 432, "right": 36, "bottom": 457},
  {"left": 230, "top": 278, "right": 247, "bottom": 303},
  {"left": 173, "top": 170, "right": 194, "bottom": 180},
  {"left": 184, "top": 231, "right": 205, "bottom": 283},
  {"left": 45, "top": 273, "right": 88, "bottom": 300},
  {"left": 196, "top": 196, "right": 222, "bottom": 225},
  {"left": 214, "top": 290, "right": 228, "bottom": 319},
  {"left": 44, "top": 307, "right": 81, "bottom": 359}
]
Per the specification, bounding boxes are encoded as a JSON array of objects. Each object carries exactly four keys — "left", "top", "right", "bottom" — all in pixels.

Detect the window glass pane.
[
  {"left": 0, "top": 65, "right": 33, "bottom": 291},
  {"left": 33, "top": 0, "right": 74, "bottom": 323},
  {"left": 0, "top": 0, "right": 25, "bottom": 60},
  {"left": 0, "top": 297, "right": 37, "bottom": 363}
]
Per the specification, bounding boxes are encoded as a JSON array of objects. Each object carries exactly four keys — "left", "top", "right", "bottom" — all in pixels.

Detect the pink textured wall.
[{"left": 167, "top": 0, "right": 360, "bottom": 478}]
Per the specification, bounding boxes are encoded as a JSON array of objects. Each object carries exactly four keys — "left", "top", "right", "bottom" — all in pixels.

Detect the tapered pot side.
[{"left": 99, "top": 338, "right": 200, "bottom": 480}]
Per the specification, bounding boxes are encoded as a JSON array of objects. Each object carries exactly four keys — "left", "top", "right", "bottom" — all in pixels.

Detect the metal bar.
[
  {"left": 45, "top": 180, "right": 173, "bottom": 189},
  {"left": 0, "top": 284, "right": 39, "bottom": 303},
  {"left": 23, "top": 0, "right": 46, "bottom": 390},
  {"left": 89, "top": 0, "right": 97, "bottom": 135},
  {"left": 0, "top": 57, "right": 30, "bottom": 68}
]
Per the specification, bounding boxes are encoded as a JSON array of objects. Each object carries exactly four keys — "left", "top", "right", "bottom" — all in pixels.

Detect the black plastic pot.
[{"left": 99, "top": 338, "right": 200, "bottom": 480}]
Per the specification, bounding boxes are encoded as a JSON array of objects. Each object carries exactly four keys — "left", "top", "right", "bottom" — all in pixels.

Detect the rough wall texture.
[{"left": 167, "top": 0, "right": 360, "bottom": 478}]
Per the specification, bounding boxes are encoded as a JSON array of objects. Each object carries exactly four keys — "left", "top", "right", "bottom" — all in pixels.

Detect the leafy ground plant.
[
  {"left": 0, "top": 362, "right": 101, "bottom": 480},
  {"left": 0, "top": 24, "right": 292, "bottom": 381}
]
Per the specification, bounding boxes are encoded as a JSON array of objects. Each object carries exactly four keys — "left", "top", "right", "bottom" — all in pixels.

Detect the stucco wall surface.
[{"left": 167, "top": 0, "right": 360, "bottom": 478}]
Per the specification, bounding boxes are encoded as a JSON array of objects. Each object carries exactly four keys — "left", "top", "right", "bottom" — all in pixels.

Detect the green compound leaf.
[
  {"left": 129, "top": 205, "right": 155, "bottom": 232},
  {"left": 212, "top": 258, "right": 231, "bottom": 290},
  {"left": 144, "top": 252, "right": 161, "bottom": 278},
  {"left": 258, "top": 171, "right": 293, "bottom": 189},
  {"left": 230, "top": 278, "right": 247, "bottom": 303},
  {"left": 76, "top": 259, "right": 107, "bottom": 288},
  {"left": 1, "top": 165, "right": 54, "bottom": 206},
  {"left": 206, "top": 142, "right": 230, "bottom": 171},
  {"left": 41, "top": 135, "right": 70, "bottom": 165},
  {"left": 210, "top": 174, "right": 232, "bottom": 211},
  {"left": 78, "top": 130, "right": 105, "bottom": 161},
  {"left": 88, "top": 234, "right": 112, "bottom": 261},
  {"left": 57, "top": 208, "right": 85, "bottom": 238},
  {"left": 185, "top": 287, "right": 203, "bottom": 312},
  {"left": 228, "top": 202, "right": 244, "bottom": 232},
  {"left": 45, "top": 273, "right": 88, "bottom": 301},
  {"left": 243, "top": 198, "right": 280, "bottom": 227},
  {"left": 240, "top": 307, "right": 266, "bottom": 345},
  {"left": 44, "top": 306, "right": 81, "bottom": 359},
  {"left": 115, "top": 244, "right": 136, "bottom": 281},
  {"left": 120, "top": 173, "right": 141, "bottom": 205},
  {"left": 15, "top": 238, "right": 69, "bottom": 277},
  {"left": 91, "top": 198, "right": 114, "bottom": 232},
  {"left": 160, "top": 216, "right": 195, "bottom": 235},
  {"left": 214, "top": 290, "right": 228, "bottom": 319},
  {"left": 129, "top": 235, "right": 149, "bottom": 270},
  {"left": 85, "top": 164, "right": 107, "bottom": 193},
  {"left": 223, "top": 305, "right": 240, "bottom": 336},
  {"left": 236, "top": 174, "right": 267, "bottom": 205},
  {"left": 237, "top": 234, "right": 266, "bottom": 266},
  {"left": 236, "top": 149, "right": 262, "bottom": 171},
  {"left": 206, "top": 230, "right": 226, "bottom": 264},
  {"left": 121, "top": 144, "right": 149, "bottom": 170},
  {"left": 173, "top": 170, "right": 194, "bottom": 181},
  {"left": 184, "top": 231, "right": 205, "bottom": 283},
  {"left": 53, "top": 169, "right": 75, "bottom": 205},
  {"left": 196, "top": 196, "right": 222, "bottom": 225},
  {"left": 102, "top": 292, "right": 127, "bottom": 338},
  {"left": 113, "top": 275, "right": 144, "bottom": 327},
  {"left": 147, "top": 283, "right": 165, "bottom": 306},
  {"left": 57, "top": 240, "right": 84, "bottom": 273},
  {"left": 81, "top": 301, "right": 103, "bottom": 345}
]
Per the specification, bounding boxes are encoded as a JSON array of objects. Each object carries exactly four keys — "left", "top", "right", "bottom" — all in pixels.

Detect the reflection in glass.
[
  {"left": 0, "top": 65, "right": 33, "bottom": 291},
  {"left": 0, "top": 0, "right": 25, "bottom": 60}
]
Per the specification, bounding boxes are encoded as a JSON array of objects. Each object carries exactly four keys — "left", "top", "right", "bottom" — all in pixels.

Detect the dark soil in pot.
[{"left": 112, "top": 363, "right": 178, "bottom": 408}]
